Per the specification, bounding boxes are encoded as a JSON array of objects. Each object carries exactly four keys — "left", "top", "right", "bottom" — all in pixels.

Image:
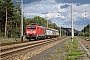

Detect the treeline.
[
  {"left": 25, "top": 16, "right": 59, "bottom": 29},
  {"left": 80, "top": 24, "right": 90, "bottom": 37},
  {"left": 0, "top": 0, "right": 60, "bottom": 38},
  {"left": 0, "top": 0, "right": 21, "bottom": 38},
  {"left": 23, "top": 16, "right": 60, "bottom": 37}
]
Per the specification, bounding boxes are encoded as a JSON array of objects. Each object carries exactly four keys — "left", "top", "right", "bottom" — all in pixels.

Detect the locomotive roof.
[
  {"left": 31, "top": 23, "right": 38, "bottom": 25},
  {"left": 26, "top": 23, "right": 38, "bottom": 26},
  {"left": 46, "top": 27, "right": 58, "bottom": 31},
  {"left": 27, "top": 24, "right": 45, "bottom": 28}
]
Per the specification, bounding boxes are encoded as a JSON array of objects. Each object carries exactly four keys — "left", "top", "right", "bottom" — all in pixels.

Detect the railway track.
[
  {"left": 0, "top": 36, "right": 70, "bottom": 60},
  {"left": 77, "top": 36, "right": 90, "bottom": 59}
]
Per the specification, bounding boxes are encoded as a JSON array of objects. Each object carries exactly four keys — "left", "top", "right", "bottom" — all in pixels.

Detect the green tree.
[
  {"left": 25, "top": 16, "right": 60, "bottom": 32},
  {"left": 2, "top": 0, "right": 15, "bottom": 37},
  {"left": 0, "top": 0, "right": 21, "bottom": 38},
  {"left": 82, "top": 24, "right": 90, "bottom": 37},
  {"left": 0, "top": 0, "right": 5, "bottom": 37},
  {"left": 25, "top": 16, "right": 47, "bottom": 27}
]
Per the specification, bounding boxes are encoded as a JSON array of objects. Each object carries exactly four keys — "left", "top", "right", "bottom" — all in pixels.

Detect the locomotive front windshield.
[{"left": 27, "top": 26, "right": 36, "bottom": 30}]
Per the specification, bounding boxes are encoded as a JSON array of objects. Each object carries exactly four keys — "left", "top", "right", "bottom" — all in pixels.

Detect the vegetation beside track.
[
  {"left": 49, "top": 37, "right": 85, "bottom": 60},
  {"left": 0, "top": 37, "right": 28, "bottom": 43}
]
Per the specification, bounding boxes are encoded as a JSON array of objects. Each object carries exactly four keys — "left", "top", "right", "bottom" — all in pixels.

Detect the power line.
[{"left": 29, "top": 0, "right": 44, "bottom": 13}]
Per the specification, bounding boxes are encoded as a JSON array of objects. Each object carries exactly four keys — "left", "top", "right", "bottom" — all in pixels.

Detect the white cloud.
[
  {"left": 40, "top": 0, "right": 56, "bottom": 4},
  {"left": 23, "top": 1, "right": 90, "bottom": 31},
  {"left": 73, "top": 4, "right": 90, "bottom": 19},
  {"left": 63, "top": 4, "right": 90, "bottom": 22},
  {"left": 40, "top": 12, "right": 65, "bottom": 19}
]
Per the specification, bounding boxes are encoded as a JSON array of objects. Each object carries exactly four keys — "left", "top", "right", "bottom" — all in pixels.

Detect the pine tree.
[{"left": 0, "top": 0, "right": 5, "bottom": 37}]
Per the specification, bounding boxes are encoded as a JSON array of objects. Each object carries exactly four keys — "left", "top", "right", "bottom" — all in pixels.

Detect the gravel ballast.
[
  {"left": 29, "top": 37, "right": 90, "bottom": 60},
  {"left": 29, "top": 39, "right": 66, "bottom": 60}
]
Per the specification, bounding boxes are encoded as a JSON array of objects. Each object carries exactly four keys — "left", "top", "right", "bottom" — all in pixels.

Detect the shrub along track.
[{"left": 0, "top": 36, "right": 70, "bottom": 60}]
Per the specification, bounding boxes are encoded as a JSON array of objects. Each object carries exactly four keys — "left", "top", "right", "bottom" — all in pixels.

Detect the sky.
[{"left": 12, "top": 0, "right": 90, "bottom": 31}]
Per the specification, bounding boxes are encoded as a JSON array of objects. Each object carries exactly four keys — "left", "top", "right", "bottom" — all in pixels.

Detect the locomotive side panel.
[{"left": 38, "top": 26, "right": 46, "bottom": 39}]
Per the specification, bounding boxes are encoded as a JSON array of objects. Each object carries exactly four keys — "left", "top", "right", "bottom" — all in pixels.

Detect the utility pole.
[
  {"left": 5, "top": 6, "right": 7, "bottom": 37},
  {"left": 16, "top": 0, "right": 23, "bottom": 41},
  {"left": 60, "top": 27, "right": 61, "bottom": 37},
  {"left": 89, "top": 22, "right": 90, "bottom": 38},
  {"left": 45, "top": 14, "right": 48, "bottom": 28},
  {"left": 71, "top": 3, "right": 74, "bottom": 42},
  {"left": 47, "top": 20, "right": 48, "bottom": 27},
  {"left": 84, "top": 11, "right": 90, "bottom": 38},
  {"left": 21, "top": 0, "right": 23, "bottom": 41}
]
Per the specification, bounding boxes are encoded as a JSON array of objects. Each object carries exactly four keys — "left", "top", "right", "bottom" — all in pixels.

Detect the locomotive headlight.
[
  {"left": 33, "top": 31, "right": 36, "bottom": 33},
  {"left": 26, "top": 31, "right": 30, "bottom": 34}
]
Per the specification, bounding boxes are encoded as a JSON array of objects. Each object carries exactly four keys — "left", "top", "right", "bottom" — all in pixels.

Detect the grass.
[
  {"left": 0, "top": 37, "right": 28, "bottom": 43},
  {"left": 67, "top": 37, "right": 85, "bottom": 60},
  {"left": 49, "top": 37, "right": 85, "bottom": 60},
  {"left": 67, "top": 50, "right": 85, "bottom": 60}
]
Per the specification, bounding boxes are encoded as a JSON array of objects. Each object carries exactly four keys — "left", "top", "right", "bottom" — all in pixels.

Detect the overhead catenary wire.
[
  {"left": 28, "top": 0, "right": 60, "bottom": 16},
  {"left": 28, "top": 0, "right": 50, "bottom": 27},
  {"left": 27, "top": 0, "right": 69, "bottom": 28},
  {"left": 29, "top": 0, "right": 44, "bottom": 13}
]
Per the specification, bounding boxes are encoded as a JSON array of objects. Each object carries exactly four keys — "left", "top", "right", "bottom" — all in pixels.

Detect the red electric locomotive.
[{"left": 26, "top": 23, "right": 46, "bottom": 40}]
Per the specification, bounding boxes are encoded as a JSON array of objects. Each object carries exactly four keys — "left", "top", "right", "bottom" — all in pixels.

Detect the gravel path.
[{"left": 28, "top": 39, "right": 66, "bottom": 60}]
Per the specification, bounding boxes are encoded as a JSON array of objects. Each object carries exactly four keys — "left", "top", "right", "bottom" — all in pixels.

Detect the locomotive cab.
[{"left": 26, "top": 25, "right": 37, "bottom": 39}]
